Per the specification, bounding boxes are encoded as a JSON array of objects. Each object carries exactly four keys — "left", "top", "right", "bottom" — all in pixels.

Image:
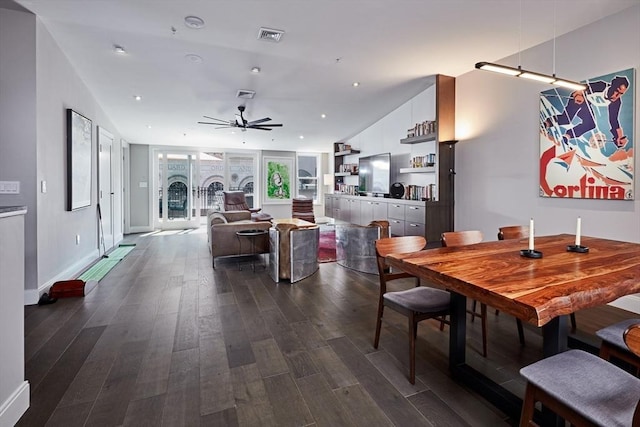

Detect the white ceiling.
[{"left": 11, "top": 0, "right": 639, "bottom": 152}]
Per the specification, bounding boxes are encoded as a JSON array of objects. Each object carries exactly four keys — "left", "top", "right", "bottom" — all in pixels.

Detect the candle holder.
[
  {"left": 567, "top": 245, "right": 589, "bottom": 253},
  {"left": 520, "top": 249, "right": 543, "bottom": 258}
]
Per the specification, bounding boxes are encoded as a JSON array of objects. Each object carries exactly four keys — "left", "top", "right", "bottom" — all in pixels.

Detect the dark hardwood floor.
[{"left": 18, "top": 227, "right": 637, "bottom": 426}]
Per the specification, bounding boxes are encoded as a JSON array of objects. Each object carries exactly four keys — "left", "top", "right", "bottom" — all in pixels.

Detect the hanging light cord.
[
  {"left": 518, "top": 0, "right": 522, "bottom": 68},
  {"left": 553, "top": 0, "right": 557, "bottom": 76}
]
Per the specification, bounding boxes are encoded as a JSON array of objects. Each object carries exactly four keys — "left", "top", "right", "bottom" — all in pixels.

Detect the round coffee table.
[{"left": 235, "top": 229, "right": 268, "bottom": 271}]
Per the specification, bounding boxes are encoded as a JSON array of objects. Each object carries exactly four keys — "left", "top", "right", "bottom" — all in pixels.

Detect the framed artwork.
[
  {"left": 264, "top": 156, "right": 292, "bottom": 203},
  {"left": 539, "top": 68, "right": 635, "bottom": 200},
  {"left": 66, "top": 109, "right": 93, "bottom": 210}
]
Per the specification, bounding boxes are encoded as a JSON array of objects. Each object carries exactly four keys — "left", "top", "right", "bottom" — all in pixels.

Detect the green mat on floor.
[{"left": 78, "top": 244, "right": 135, "bottom": 282}]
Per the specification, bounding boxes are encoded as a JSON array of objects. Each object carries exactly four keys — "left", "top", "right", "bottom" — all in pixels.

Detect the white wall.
[
  {"left": 0, "top": 5, "right": 124, "bottom": 303},
  {"left": 455, "top": 5, "right": 640, "bottom": 312},
  {"left": 344, "top": 82, "right": 440, "bottom": 189}
]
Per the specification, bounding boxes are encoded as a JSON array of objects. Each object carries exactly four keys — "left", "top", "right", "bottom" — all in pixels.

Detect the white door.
[
  {"left": 98, "top": 127, "right": 114, "bottom": 252},
  {"left": 157, "top": 151, "right": 200, "bottom": 230}
]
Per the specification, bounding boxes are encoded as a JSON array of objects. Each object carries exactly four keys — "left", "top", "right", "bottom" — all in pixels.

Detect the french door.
[{"left": 156, "top": 151, "right": 200, "bottom": 230}]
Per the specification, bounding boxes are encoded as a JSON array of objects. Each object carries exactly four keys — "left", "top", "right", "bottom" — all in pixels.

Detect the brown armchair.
[
  {"left": 291, "top": 197, "right": 315, "bottom": 223},
  {"left": 223, "top": 191, "right": 271, "bottom": 222}
]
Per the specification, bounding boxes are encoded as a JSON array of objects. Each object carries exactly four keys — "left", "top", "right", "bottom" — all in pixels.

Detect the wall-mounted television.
[{"left": 359, "top": 153, "right": 391, "bottom": 196}]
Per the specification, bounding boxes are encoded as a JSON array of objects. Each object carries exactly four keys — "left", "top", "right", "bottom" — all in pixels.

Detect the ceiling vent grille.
[
  {"left": 237, "top": 89, "right": 256, "bottom": 99},
  {"left": 257, "top": 27, "right": 284, "bottom": 42}
]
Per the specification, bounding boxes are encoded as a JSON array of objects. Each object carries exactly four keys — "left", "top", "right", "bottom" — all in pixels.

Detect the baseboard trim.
[
  {"left": 128, "top": 225, "right": 153, "bottom": 234},
  {"left": 0, "top": 381, "right": 29, "bottom": 427},
  {"left": 24, "top": 250, "right": 99, "bottom": 305}
]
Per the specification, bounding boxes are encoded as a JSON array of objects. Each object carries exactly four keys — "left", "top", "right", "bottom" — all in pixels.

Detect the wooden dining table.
[{"left": 386, "top": 233, "right": 640, "bottom": 421}]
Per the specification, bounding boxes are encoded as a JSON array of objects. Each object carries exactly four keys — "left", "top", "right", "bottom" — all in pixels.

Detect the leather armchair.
[
  {"left": 223, "top": 191, "right": 272, "bottom": 222},
  {"left": 336, "top": 220, "right": 390, "bottom": 274},
  {"left": 209, "top": 210, "right": 270, "bottom": 268}
]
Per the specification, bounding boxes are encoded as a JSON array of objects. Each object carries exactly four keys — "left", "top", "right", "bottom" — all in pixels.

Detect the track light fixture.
[{"left": 475, "top": 62, "right": 587, "bottom": 91}]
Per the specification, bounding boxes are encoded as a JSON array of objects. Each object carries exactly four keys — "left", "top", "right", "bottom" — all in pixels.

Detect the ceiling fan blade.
[
  {"left": 249, "top": 123, "right": 282, "bottom": 127},
  {"left": 202, "top": 115, "right": 228, "bottom": 122},
  {"left": 198, "top": 121, "right": 222, "bottom": 125},
  {"left": 249, "top": 126, "right": 273, "bottom": 131},
  {"left": 246, "top": 117, "right": 271, "bottom": 125}
]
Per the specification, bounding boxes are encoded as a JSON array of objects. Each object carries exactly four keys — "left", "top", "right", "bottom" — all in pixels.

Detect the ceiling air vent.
[
  {"left": 237, "top": 89, "right": 256, "bottom": 99},
  {"left": 257, "top": 27, "right": 284, "bottom": 43}
]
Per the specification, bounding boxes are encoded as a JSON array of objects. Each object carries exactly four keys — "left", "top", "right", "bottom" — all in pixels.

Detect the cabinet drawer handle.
[
  {"left": 392, "top": 220, "right": 400, "bottom": 224},
  {"left": 408, "top": 223, "right": 419, "bottom": 227},
  {"left": 409, "top": 207, "right": 419, "bottom": 210},
  {"left": 392, "top": 204, "right": 400, "bottom": 208}
]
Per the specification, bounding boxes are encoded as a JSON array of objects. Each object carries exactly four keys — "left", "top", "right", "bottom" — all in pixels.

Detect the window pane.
[{"left": 298, "top": 155, "right": 318, "bottom": 201}]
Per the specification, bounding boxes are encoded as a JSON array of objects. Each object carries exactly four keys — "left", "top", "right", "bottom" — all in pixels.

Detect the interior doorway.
[{"left": 98, "top": 127, "right": 114, "bottom": 252}]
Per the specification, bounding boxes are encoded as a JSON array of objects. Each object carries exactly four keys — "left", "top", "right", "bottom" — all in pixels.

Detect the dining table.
[{"left": 386, "top": 233, "right": 640, "bottom": 423}]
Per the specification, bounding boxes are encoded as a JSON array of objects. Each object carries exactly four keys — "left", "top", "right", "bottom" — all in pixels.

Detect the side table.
[{"left": 235, "top": 229, "right": 269, "bottom": 271}]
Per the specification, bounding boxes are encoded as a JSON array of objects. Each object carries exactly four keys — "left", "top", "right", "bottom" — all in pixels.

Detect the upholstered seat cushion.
[
  {"left": 596, "top": 318, "right": 640, "bottom": 350},
  {"left": 520, "top": 349, "right": 640, "bottom": 427},
  {"left": 384, "top": 287, "right": 450, "bottom": 313}
]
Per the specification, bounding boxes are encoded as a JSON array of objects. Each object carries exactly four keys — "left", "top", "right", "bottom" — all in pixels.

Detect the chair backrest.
[
  {"left": 441, "top": 230, "right": 483, "bottom": 247},
  {"left": 292, "top": 198, "right": 315, "bottom": 223},
  {"left": 223, "top": 191, "right": 249, "bottom": 211},
  {"left": 375, "top": 236, "right": 426, "bottom": 290},
  {"left": 498, "top": 225, "right": 528, "bottom": 241},
  {"left": 624, "top": 323, "right": 640, "bottom": 356},
  {"left": 376, "top": 235, "right": 426, "bottom": 258}
]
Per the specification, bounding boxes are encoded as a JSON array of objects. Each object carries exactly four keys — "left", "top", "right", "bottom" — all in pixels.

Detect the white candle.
[
  {"left": 529, "top": 218, "right": 534, "bottom": 251},
  {"left": 576, "top": 217, "right": 582, "bottom": 247}
]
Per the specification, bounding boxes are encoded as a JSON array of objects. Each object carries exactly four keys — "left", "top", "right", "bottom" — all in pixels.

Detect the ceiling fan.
[{"left": 198, "top": 105, "right": 283, "bottom": 131}]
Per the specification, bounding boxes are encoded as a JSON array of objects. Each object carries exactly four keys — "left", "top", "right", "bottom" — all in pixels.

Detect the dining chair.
[
  {"left": 441, "top": 230, "right": 492, "bottom": 357},
  {"left": 596, "top": 318, "right": 640, "bottom": 375},
  {"left": 519, "top": 323, "right": 640, "bottom": 427},
  {"left": 497, "top": 225, "right": 577, "bottom": 332},
  {"left": 291, "top": 197, "right": 315, "bottom": 223},
  {"left": 373, "top": 236, "right": 450, "bottom": 384}
]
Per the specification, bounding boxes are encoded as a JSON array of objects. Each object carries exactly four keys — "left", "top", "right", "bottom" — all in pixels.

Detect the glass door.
[{"left": 156, "top": 152, "right": 200, "bottom": 230}]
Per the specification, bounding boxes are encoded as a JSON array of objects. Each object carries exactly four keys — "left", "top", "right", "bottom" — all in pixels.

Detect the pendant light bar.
[{"left": 475, "top": 62, "right": 586, "bottom": 91}]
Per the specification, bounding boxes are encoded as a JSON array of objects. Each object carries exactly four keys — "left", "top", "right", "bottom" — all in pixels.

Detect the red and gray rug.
[{"left": 318, "top": 229, "right": 336, "bottom": 263}]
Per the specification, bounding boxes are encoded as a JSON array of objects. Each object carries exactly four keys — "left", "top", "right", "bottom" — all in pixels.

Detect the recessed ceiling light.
[
  {"left": 184, "top": 15, "right": 205, "bottom": 29},
  {"left": 352, "top": 82, "right": 360, "bottom": 87},
  {"left": 299, "top": 135, "right": 304, "bottom": 139},
  {"left": 147, "top": 125, "right": 152, "bottom": 129},
  {"left": 185, "top": 53, "right": 203, "bottom": 64},
  {"left": 321, "top": 113, "right": 326, "bottom": 119},
  {"left": 113, "top": 45, "right": 126, "bottom": 54},
  {"left": 251, "top": 66, "right": 261, "bottom": 73},
  {"left": 133, "top": 95, "right": 142, "bottom": 101}
]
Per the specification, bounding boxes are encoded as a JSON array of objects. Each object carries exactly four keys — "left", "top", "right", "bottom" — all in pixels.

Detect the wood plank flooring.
[{"left": 18, "top": 227, "right": 638, "bottom": 427}]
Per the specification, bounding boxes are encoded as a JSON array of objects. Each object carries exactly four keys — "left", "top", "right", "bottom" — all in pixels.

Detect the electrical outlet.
[{"left": 76, "top": 235, "right": 80, "bottom": 245}]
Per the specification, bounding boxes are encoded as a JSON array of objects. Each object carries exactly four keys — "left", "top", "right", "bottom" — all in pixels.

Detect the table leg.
[
  {"left": 448, "top": 291, "right": 523, "bottom": 421},
  {"left": 449, "top": 292, "right": 467, "bottom": 368},
  {"left": 540, "top": 316, "right": 568, "bottom": 427}
]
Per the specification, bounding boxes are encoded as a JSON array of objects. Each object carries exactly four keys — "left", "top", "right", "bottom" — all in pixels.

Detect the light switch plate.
[{"left": 0, "top": 181, "right": 20, "bottom": 194}]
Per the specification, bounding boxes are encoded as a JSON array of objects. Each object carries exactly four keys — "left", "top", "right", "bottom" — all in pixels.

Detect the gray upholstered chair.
[
  {"left": 336, "top": 220, "right": 389, "bottom": 274},
  {"left": 373, "top": 235, "right": 450, "bottom": 384},
  {"left": 519, "top": 323, "right": 640, "bottom": 427},
  {"left": 596, "top": 318, "right": 640, "bottom": 374}
]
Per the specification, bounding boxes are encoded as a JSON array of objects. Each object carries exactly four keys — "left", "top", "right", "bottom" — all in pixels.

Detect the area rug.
[
  {"left": 78, "top": 244, "right": 136, "bottom": 281},
  {"left": 318, "top": 229, "right": 337, "bottom": 263}
]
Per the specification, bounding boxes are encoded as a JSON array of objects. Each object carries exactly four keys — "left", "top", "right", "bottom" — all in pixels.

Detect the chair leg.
[
  {"left": 570, "top": 313, "right": 577, "bottom": 331},
  {"left": 470, "top": 299, "right": 478, "bottom": 322},
  {"left": 517, "top": 319, "right": 525, "bottom": 346},
  {"left": 480, "top": 303, "right": 488, "bottom": 357},
  {"left": 408, "top": 313, "right": 417, "bottom": 385},
  {"left": 374, "top": 300, "right": 384, "bottom": 349},
  {"left": 519, "top": 383, "right": 536, "bottom": 427},
  {"left": 439, "top": 315, "right": 446, "bottom": 331}
]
